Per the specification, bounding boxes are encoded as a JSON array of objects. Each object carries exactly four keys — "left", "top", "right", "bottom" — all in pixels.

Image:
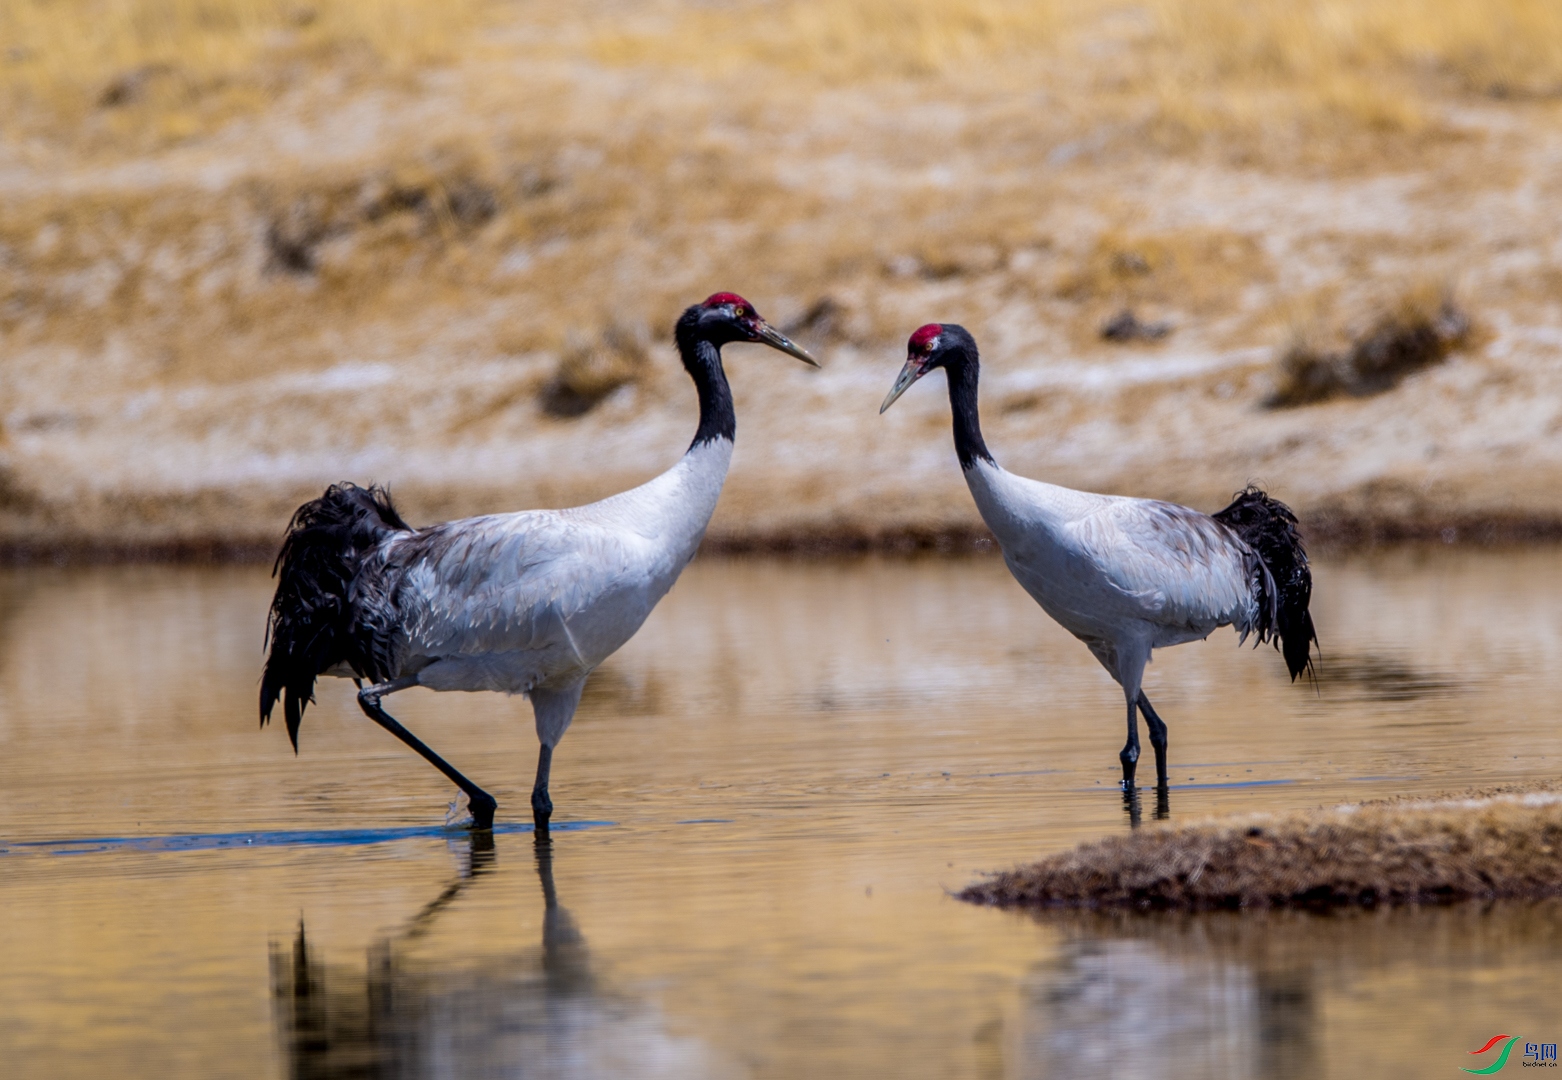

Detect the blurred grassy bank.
[{"left": 2, "top": 0, "right": 1562, "bottom": 555}]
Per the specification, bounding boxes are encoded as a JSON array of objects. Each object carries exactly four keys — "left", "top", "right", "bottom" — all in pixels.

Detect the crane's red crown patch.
[
  {"left": 909, "top": 324, "right": 943, "bottom": 352},
  {"left": 704, "top": 292, "right": 752, "bottom": 312}
]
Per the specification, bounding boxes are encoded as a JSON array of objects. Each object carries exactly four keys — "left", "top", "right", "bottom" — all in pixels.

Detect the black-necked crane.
[
  {"left": 879, "top": 323, "right": 1317, "bottom": 792},
  {"left": 260, "top": 294, "right": 818, "bottom": 832}
]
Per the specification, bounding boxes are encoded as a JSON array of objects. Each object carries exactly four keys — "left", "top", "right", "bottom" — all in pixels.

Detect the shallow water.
[{"left": 1, "top": 548, "right": 1560, "bottom": 1078}]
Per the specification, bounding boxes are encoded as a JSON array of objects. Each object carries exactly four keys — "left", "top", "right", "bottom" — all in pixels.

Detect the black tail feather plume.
[
  {"left": 1213, "top": 486, "right": 1318, "bottom": 681},
  {"left": 260, "top": 484, "right": 410, "bottom": 751}
]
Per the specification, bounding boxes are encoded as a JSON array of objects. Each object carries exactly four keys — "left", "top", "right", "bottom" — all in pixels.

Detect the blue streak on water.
[
  {"left": 0, "top": 820, "right": 615, "bottom": 857},
  {"left": 1075, "top": 778, "right": 1300, "bottom": 792},
  {"left": 1166, "top": 779, "right": 1295, "bottom": 792},
  {"left": 675, "top": 818, "right": 733, "bottom": 825}
]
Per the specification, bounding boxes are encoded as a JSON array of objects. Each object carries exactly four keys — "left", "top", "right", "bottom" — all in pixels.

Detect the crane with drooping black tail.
[
  {"left": 880, "top": 322, "right": 1316, "bottom": 797},
  {"left": 261, "top": 294, "right": 818, "bottom": 834}
]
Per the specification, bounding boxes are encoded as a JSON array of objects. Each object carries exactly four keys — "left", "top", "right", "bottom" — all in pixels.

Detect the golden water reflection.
[
  {"left": 272, "top": 836, "right": 730, "bottom": 1080},
  {"left": 1, "top": 548, "right": 1560, "bottom": 1077}
]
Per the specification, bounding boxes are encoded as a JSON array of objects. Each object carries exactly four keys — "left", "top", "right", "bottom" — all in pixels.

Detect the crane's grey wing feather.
[
  {"left": 1065, "top": 499, "right": 1255, "bottom": 630},
  {"left": 388, "top": 511, "right": 643, "bottom": 661}
]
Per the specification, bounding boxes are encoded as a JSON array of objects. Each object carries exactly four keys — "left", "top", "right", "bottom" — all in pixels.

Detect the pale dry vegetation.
[{"left": 2, "top": 0, "right": 1562, "bottom": 550}]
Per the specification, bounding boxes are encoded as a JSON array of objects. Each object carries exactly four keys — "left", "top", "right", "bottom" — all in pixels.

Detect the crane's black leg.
[
  {"left": 1137, "top": 691, "right": 1170, "bottom": 791},
  {"left": 532, "top": 743, "right": 554, "bottom": 838},
  {"left": 1120, "top": 696, "right": 1140, "bottom": 791},
  {"left": 357, "top": 679, "right": 498, "bottom": 830},
  {"left": 527, "top": 682, "right": 584, "bottom": 839}
]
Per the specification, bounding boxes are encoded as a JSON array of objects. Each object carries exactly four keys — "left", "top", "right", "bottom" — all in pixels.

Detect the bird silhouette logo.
[{"left": 1462, "top": 1035, "right": 1519, "bottom": 1074}]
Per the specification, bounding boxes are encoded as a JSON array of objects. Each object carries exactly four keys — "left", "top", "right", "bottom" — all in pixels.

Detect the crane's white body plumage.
[
  {"left": 388, "top": 438, "right": 730, "bottom": 699},
  {"left": 963, "top": 459, "right": 1258, "bottom": 689}
]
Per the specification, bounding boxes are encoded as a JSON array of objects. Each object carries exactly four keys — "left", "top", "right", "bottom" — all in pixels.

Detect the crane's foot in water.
[
  {"left": 1119, "top": 746, "right": 1139, "bottom": 792},
  {"left": 468, "top": 791, "right": 497, "bottom": 831},
  {"left": 531, "top": 788, "right": 553, "bottom": 838}
]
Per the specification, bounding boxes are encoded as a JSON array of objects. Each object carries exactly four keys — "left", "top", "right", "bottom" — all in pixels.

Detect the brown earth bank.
[
  {"left": 960, "top": 781, "right": 1562, "bottom": 912},
  {"left": 4, "top": 1, "right": 1562, "bottom": 557},
  {"left": 7, "top": 515, "right": 1562, "bottom": 566}
]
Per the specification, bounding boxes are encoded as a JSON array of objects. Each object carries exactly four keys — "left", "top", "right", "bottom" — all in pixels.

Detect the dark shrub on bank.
[
  {"left": 1267, "top": 292, "right": 1473, "bottom": 408},
  {"left": 538, "top": 322, "right": 651, "bottom": 418}
]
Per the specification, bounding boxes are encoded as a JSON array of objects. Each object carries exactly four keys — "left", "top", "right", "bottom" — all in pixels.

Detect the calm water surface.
[{"left": 1, "top": 548, "right": 1560, "bottom": 1077}]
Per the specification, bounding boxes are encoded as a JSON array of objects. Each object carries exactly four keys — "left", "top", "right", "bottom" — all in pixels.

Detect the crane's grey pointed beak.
[
  {"left": 879, "top": 357, "right": 925, "bottom": 414},
  {"left": 753, "top": 321, "right": 820, "bottom": 367}
]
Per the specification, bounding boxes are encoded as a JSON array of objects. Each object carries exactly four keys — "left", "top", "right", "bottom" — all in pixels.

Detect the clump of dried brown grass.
[
  {"left": 262, "top": 160, "right": 502, "bottom": 274},
  {"left": 1267, "top": 288, "right": 1473, "bottom": 407},
  {"left": 961, "top": 783, "right": 1562, "bottom": 911},
  {"left": 538, "top": 322, "right": 651, "bottom": 418},
  {"left": 0, "top": 442, "right": 34, "bottom": 513}
]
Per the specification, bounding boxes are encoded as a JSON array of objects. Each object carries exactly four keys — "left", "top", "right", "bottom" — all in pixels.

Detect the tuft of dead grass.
[
  {"left": 1267, "top": 287, "right": 1473, "bottom": 407},
  {"left": 1099, "top": 309, "right": 1172, "bottom": 343},
  {"left": 538, "top": 322, "right": 652, "bottom": 419},
  {"left": 262, "top": 159, "right": 502, "bottom": 275},
  {"left": 961, "top": 782, "right": 1562, "bottom": 911},
  {"left": 0, "top": 438, "right": 34, "bottom": 513}
]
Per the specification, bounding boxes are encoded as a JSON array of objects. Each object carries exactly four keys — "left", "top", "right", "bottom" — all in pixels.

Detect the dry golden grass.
[
  {"left": 1052, "top": 227, "right": 1271, "bottom": 344},
  {"left": 595, "top": 0, "right": 1062, "bottom": 79},
  {"left": 0, "top": 0, "right": 500, "bottom": 145},
  {"left": 1138, "top": 0, "right": 1562, "bottom": 137},
  {"left": 0, "top": 0, "right": 1546, "bottom": 359},
  {"left": 961, "top": 782, "right": 1562, "bottom": 911},
  {"left": 3, "top": 0, "right": 1562, "bottom": 547},
  {"left": 10, "top": 0, "right": 1556, "bottom": 150},
  {"left": 603, "top": 0, "right": 1562, "bottom": 143}
]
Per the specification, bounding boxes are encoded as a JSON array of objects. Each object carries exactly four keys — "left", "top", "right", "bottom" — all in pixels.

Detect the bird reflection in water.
[
  {"left": 1004, "top": 902, "right": 1562, "bottom": 1080},
  {"left": 1015, "top": 913, "right": 1321, "bottom": 1080},
  {"left": 1122, "top": 785, "right": 1171, "bottom": 828},
  {"left": 270, "top": 836, "right": 715, "bottom": 1079}
]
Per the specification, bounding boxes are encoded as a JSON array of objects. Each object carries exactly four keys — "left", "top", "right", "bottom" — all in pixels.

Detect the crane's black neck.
[
  {"left": 675, "top": 323, "right": 735, "bottom": 449},
  {"left": 941, "top": 339, "right": 993, "bottom": 470}
]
